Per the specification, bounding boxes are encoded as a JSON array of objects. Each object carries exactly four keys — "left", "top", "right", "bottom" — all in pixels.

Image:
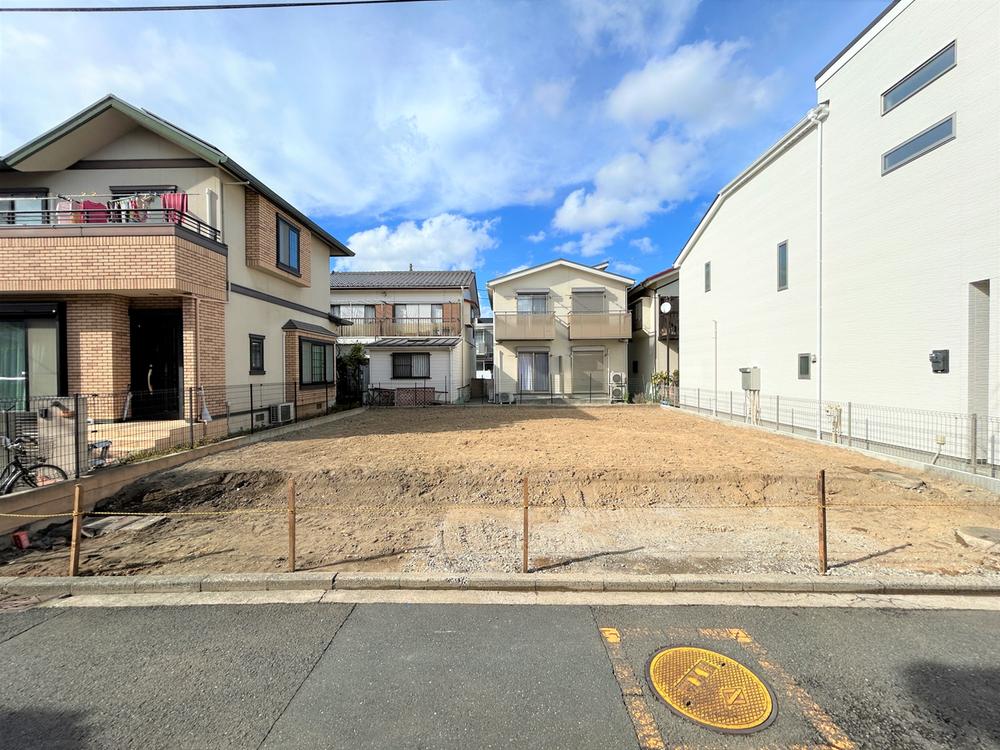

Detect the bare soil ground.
[{"left": 4, "top": 406, "right": 999, "bottom": 579}]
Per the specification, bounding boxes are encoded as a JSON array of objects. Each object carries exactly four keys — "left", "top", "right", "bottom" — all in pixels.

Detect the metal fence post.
[
  {"left": 729, "top": 391, "right": 733, "bottom": 420},
  {"left": 73, "top": 393, "right": 82, "bottom": 479},
  {"left": 846, "top": 402, "right": 852, "bottom": 448},
  {"left": 697, "top": 388, "right": 700, "bottom": 413},
  {"left": 188, "top": 387, "right": 195, "bottom": 449},
  {"left": 970, "top": 413, "right": 978, "bottom": 474},
  {"left": 249, "top": 384, "right": 255, "bottom": 434},
  {"left": 817, "top": 469, "right": 827, "bottom": 575},
  {"left": 775, "top": 395, "right": 780, "bottom": 431}
]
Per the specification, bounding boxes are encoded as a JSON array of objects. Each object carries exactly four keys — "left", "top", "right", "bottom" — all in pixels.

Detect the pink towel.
[
  {"left": 161, "top": 192, "right": 188, "bottom": 223},
  {"left": 82, "top": 200, "right": 108, "bottom": 223}
]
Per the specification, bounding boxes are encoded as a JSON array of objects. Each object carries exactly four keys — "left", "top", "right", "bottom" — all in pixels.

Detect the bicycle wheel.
[{"left": 7, "top": 463, "right": 68, "bottom": 493}]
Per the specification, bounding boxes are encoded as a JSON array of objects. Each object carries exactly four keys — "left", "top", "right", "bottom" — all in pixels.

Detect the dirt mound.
[{"left": 101, "top": 470, "right": 288, "bottom": 514}]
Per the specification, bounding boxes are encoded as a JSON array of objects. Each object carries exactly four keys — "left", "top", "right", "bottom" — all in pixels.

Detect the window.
[
  {"left": 798, "top": 353, "right": 812, "bottom": 380},
  {"left": 277, "top": 216, "right": 300, "bottom": 273},
  {"left": 882, "top": 42, "right": 956, "bottom": 114},
  {"left": 332, "top": 304, "right": 376, "bottom": 319},
  {"left": 516, "top": 294, "right": 548, "bottom": 314},
  {"left": 249, "top": 334, "right": 265, "bottom": 374},
  {"left": 0, "top": 189, "right": 48, "bottom": 225},
  {"left": 392, "top": 352, "right": 431, "bottom": 379},
  {"left": 882, "top": 115, "right": 955, "bottom": 175},
  {"left": 517, "top": 351, "right": 549, "bottom": 392},
  {"left": 632, "top": 360, "right": 639, "bottom": 374},
  {"left": 704, "top": 262, "right": 711, "bottom": 292},
  {"left": 572, "top": 291, "right": 607, "bottom": 313},
  {"left": 393, "top": 304, "right": 443, "bottom": 320},
  {"left": 299, "top": 339, "right": 334, "bottom": 385},
  {"left": 777, "top": 241, "right": 788, "bottom": 291}
]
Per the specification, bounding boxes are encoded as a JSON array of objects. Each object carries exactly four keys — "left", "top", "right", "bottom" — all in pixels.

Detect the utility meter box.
[
  {"left": 739, "top": 366, "right": 761, "bottom": 391},
  {"left": 929, "top": 349, "right": 949, "bottom": 373}
]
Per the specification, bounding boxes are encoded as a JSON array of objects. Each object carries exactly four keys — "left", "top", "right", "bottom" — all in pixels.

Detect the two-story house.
[
  {"left": 486, "top": 259, "right": 634, "bottom": 402},
  {"left": 627, "top": 266, "right": 679, "bottom": 399},
  {"left": 330, "top": 270, "right": 479, "bottom": 404},
  {"left": 0, "top": 95, "right": 353, "bottom": 441}
]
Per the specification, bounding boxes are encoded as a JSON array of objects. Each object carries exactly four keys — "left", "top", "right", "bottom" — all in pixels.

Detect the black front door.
[{"left": 129, "top": 309, "right": 182, "bottom": 419}]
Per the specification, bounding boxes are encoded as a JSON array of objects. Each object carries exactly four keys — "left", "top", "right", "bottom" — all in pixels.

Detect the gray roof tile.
[{"left": 329, "top": 270, "right": 476, "bottom": 289}]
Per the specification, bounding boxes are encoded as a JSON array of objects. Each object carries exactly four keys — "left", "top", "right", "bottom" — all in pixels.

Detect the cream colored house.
[
  {"left": 330, "top": 270, "right": 479, "bottom": 404},
  {"left": 627, "top": 266, "right": 679, "bottom": 398},
  {"left": 486, "top": 260, "right": 633, "bottom": 402},
  {"left": 0, "top": 95, "right": 353, "bottom": 435}
]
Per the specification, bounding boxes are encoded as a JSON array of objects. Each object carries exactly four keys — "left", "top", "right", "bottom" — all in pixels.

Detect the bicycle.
[{"left": 0, "top": 435, "right": 68, "bottom": 495}]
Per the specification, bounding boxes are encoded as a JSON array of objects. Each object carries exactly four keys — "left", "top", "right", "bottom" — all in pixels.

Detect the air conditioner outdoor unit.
[
  {"left": 609, "top": 371, "right": 627, "bottom": 386},
  {"left": 610, "top": 385, "right": 626, "bottom": 403},
  {"left": 269, "top": 402, "right": 295, "bottom": 424}
]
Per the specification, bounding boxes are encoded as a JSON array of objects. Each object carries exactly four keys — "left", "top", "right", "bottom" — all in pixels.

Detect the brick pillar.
[
  {"left": 65, "top": 296, "right": 131, "bottom": 395},
  {"left": 182, "top": 296, "right": 227, "bottom": 419}
]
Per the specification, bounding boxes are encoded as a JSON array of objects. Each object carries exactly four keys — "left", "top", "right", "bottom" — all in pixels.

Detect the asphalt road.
[{"left": 1, "top": 601, "right": 998, "bottom": 749}]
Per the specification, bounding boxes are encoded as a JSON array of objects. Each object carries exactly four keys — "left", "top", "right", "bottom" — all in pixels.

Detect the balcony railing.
[
  {"left": 0, "top": 207, "right": 222, "bottom": 243},
  {"left": 493, "top": 312, "right": 555, "bottom": 340},
  {"left": 335, "top": 317, "right": 462, "bottom": 338},
  {"left": 659, "top": 311, "right": 679, "bottom": 341},
  {"left": 568, "top": 311, "right": 632, "bottom": 339}
]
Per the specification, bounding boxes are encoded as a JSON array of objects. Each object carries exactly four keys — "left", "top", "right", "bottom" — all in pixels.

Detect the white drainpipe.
[{"left": 808, "top": 103, "right": 830, "bottom": 439}]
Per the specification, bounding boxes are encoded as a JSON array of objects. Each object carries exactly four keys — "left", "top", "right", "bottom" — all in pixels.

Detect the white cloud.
[
  {"left": 607, "top": 40, "right": 778, "bottom": 136},
  {"left": 610, "top": 261, "right": 641, "bottom": 277},
  {"left": 336, "top": 214, "right": 498, "bottom": 271},
  {"left": 553, "top": 134, "right": 701, "bottom": 233},
  {"left": 532, "top": 79, "right": 574, "bottom": 118},
  {"left": 554, "top": 226, "right": 624, "bottom": 258},
  {"left": 567, "top": 0, "right": 699, "bottom": 54},
  {"left": 526, "top": 230, "right": 547, "bottom": 243},
  {"left": 630, "top": 237, "right": 657, "bottom": 254}
]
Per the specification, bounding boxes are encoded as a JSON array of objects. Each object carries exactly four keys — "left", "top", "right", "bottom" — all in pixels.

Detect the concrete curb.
[{"left": 2, "top": 572, "right": 999, "bottom": 597}]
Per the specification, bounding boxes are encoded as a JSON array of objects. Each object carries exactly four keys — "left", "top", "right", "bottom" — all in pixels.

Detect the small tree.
[{"left": 650, "top": 370, "right": 671, "bottom": 402}]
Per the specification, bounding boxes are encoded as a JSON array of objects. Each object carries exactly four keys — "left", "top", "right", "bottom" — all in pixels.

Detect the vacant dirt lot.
[{"left": 4, "top": 406, "right": 999, "bottom": 578}]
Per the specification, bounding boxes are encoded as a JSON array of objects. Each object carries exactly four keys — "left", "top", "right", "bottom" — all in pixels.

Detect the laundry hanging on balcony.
[
  {"left": 81, "top": 199, "right": 108, "bottom": 223},
  {"left": 161, "top": 192, "right": 188, "bottom": 223}
]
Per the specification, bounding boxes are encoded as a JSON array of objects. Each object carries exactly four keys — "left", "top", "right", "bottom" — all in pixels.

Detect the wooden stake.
[
  {"left": 817, "top": 469, "right": 827, "bottom": 575},
  {"left": 68, "top": 484, "right": 83, "bottom": 577},
  {"left": 522, "top": 476, "right": 529, "bottom": 574},
  {"left": 287, "top": 477, "right": 296, "bottom": 573}
]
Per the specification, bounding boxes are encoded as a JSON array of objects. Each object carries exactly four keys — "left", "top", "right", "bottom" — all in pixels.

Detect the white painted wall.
[
  {"left": 368, "top": 348, "right": 459, "bottom": 401},
  {"left": 678, "top": 0, "right": 999, "bottom": 438}
]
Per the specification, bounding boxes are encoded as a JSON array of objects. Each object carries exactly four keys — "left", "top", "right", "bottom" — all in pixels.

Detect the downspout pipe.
[{"left": 808, "top": 102, "right": 830, "bottom": 440}]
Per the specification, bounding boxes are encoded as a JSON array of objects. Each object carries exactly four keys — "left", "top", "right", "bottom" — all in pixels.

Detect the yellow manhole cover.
[{"left": 647, "top": 646, "right": 776, "bottom": 734}]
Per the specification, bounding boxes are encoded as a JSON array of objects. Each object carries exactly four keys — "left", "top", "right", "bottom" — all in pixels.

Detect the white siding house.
[{"left": 675, "top": 0, "right": 999, "bottom": 464}]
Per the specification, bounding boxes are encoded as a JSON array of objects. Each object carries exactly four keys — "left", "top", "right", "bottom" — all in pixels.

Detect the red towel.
[
  {"left": 161, "top": 192, "right": 188, "bottom": 223},
  {"left": 82, "top": 200, "right": 108, "bottom": 223}
]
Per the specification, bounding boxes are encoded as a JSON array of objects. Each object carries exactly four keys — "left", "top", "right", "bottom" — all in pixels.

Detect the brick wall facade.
[
  {"left": 0, "top": 229, "right": 227, "bottom": 300},
  {"left": 283, "top": 329, "right": 337, "bottom": 418},
  {"left": 65, "top": 296, "right": 131, "bottom": 396},
  {"left": 244, "top": 191, "right": 312, "bottom": 287}
]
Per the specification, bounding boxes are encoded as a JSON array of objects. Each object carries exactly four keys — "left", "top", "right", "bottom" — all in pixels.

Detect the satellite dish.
[{"left": 660, "top": 300, "right": 672, "bottom": 313}]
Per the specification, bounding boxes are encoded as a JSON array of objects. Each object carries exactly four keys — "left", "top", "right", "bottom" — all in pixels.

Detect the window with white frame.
[
  {"left": 393, "top": 304, "right": 443, "bottom": 320},
  {"left": 332, "top": 304, "right": 376, "bottom": 319}
]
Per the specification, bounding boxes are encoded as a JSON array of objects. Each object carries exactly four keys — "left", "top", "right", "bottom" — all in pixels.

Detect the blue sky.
[{"left": 0, "top": 0, "right": 886, "bottom": 311}]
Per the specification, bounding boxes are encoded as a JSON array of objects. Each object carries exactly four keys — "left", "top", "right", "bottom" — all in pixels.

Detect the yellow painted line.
[
  {"left": 599, "top": 626, "right": 667, "bottom": 750},
  {"left": 705, "top": 628, "right": 857, "bottom": 750}
]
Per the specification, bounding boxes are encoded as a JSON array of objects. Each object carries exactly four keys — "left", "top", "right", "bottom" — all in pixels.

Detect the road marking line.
[{"left": 598, "top": 624, "right": 667, "bottom": 750}]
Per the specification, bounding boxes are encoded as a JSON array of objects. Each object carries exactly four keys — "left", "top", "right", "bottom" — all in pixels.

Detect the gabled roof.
[
  {"left": 629, "top": 266, "right": 679, "bottom": 298},
  {"left": 329, "top": 270, "right": 476, "bottom": 289},
  {"left": 673, "top": 111, "right": 820, "bottom": 269},
  {"left": 1, "top": 94, "right": 353, "bottom": 257},
  {"left": 815, "top": 0, "right": 906, "bottom": 85},
  {"left": 487, "top": 258, "right": 634, "bottom": 288}
]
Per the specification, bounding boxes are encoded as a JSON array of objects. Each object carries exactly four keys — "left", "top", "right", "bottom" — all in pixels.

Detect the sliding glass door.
[
  {"left": 0, "top": 304, "right": 64, "bottom": 408},
  {"left": 0, "top": 321, "right": 26, "bottom": 408},
  {"left": 517, "top": 351, "right": 549, "bottom": 393}
]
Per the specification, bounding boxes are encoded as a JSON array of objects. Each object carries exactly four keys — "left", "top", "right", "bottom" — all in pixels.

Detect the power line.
[{"left": 0, "top": 0, "right": 444, "bottom": 12}]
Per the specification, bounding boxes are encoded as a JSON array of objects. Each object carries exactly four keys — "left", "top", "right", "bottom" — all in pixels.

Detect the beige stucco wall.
[{"left": 489, "top": 264, "right": 631, "bottom": 399}]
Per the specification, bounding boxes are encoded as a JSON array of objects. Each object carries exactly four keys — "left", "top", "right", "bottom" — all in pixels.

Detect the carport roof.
[{"left": 366, "top": 337, "right": 460, "bottom": 348}]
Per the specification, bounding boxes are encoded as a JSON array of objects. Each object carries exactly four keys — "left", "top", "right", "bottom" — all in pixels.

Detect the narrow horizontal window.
[
  {"left": 882, "top": 115, "right": 955, "bottom": 175},
  {"left": 882, "top": 42, "right": 956, "bottom": 114}
]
